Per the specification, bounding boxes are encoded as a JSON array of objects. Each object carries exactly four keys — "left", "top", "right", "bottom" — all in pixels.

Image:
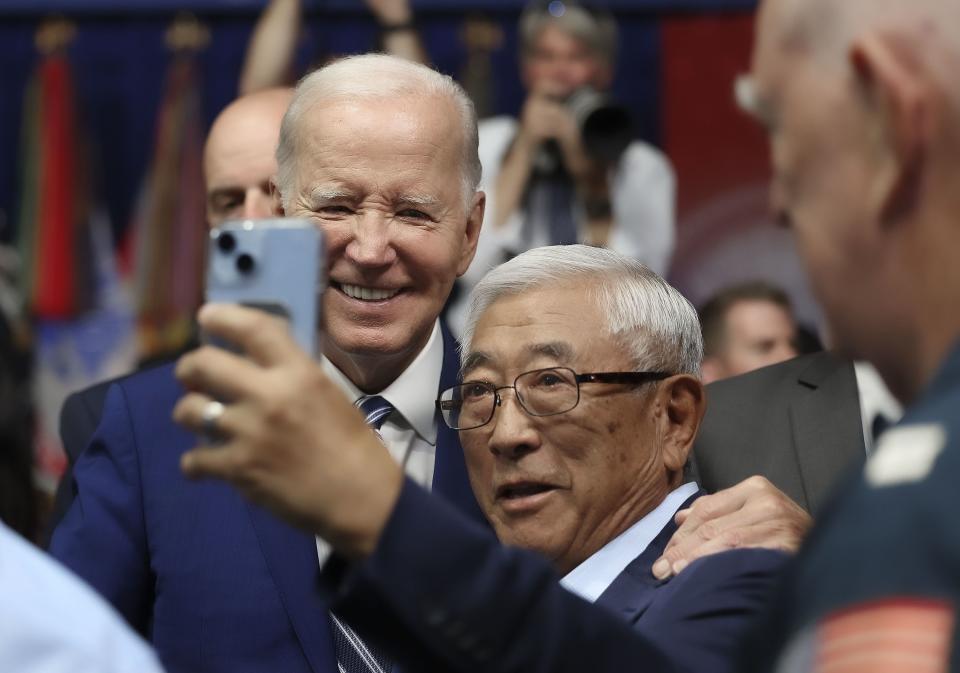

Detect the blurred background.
[{"left": 0, "top": 0, "right": 819, "bottom": 536}]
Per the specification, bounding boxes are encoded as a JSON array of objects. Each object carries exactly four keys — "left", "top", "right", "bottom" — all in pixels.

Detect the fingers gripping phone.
[{"left": 205, "top": 219, "right": 324, "bottom": 357}]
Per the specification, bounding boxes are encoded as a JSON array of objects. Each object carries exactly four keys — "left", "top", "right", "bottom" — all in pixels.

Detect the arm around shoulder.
[{"left": 321, "top": 479, "right": 680, "bottom": 673}]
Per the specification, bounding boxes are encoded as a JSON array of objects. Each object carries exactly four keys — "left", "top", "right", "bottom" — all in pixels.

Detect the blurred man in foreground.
[
  {"left": 733, "top": 0, "right": 960, "bottom": 668},
  {"left": 699, "top": 280, "right": 799, "bottom": 384},
  {"left": 0, "top": 518, "right": 165, "bottom": 673},
  {"left": 175, "top": 246, "right": 786, "bottom": 673}
]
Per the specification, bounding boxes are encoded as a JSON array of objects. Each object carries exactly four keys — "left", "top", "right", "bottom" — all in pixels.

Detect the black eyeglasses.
[{"left": 436, "top": 367, "right": 671, "bottom": 431}]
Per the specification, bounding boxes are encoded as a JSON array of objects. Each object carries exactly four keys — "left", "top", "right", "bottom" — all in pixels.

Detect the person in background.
[
  {"left": 699, "top": 280, "right": 799, "bottom": 384},
  {"left": 203, "top": 87, "right": 293, "bottom": 225},
  {"left": 239, "top": 0, "right": 427, "bottom": 96},
  {"left": 0, "top": 299, "right": 35, "bottom": 541},
  {"left": 447, "top": 0, "right": 675, "bottom": 335},
  {"left": 49, "top": 87, "right": 295, "bottom": 538}
]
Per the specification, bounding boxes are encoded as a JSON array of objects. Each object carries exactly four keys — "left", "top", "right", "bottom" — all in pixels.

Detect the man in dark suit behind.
[
  {"left": 694, "top": 350, "right": 865, "bottom": 517},
  {"left": 175, "top": 245, "right": 787, "bottom": 673},
  {"left": 50, "top": 54, "right": 486, "bottom": 673}
]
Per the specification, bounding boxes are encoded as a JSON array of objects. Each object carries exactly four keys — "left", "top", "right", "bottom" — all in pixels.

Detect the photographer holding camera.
[{"left": 448, "top": 1, "right": 675, "bottom": 334}]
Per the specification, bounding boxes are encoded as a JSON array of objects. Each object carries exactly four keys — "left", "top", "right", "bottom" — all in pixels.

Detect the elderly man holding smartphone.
[{"left": 50, "top": 54, "right": 484, "bottom": 673}]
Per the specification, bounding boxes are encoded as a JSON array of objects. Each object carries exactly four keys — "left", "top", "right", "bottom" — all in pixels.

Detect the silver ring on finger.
[{"left": 201, "top": 400, "right": 226, "bottom": 439}]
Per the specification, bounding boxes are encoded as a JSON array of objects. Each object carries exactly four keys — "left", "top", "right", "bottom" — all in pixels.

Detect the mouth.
[
  {"left": 494, "top": 481, "right": 559, "bottom": 512},
  {"left": 496, "top": 482, "right": 555, "bottom": 499},
  {"left": 332, "top": 281, "right": 403, "bottom": 302}
]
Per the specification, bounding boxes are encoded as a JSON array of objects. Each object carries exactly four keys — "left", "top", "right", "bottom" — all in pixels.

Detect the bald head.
[
  {"left": 759, "top": 0, "right": 960, "bottom": 77},
  {"left": 204, "top": 87, "right": 293, "bottom": 226},
  {"left": 745, "top": 0, "right": 960, "bottom": 402}
]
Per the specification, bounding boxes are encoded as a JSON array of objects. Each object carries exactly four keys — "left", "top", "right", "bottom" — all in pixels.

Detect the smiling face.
[
  {"left": 283, "top": 95, "right": 483, "bottom": 389},
  {"left": 459, "top": 284, "right": 682, "bottom": 574}
]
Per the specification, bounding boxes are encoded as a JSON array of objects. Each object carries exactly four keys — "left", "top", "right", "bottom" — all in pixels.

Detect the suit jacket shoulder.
[
  {"left": 596, "top": 492, "right": 787, "bottom": 673},
  {"left": 50, "top": 363, "right": 339, "bottom": 673},
  {"left": 694, "top": 351, "right": 865, "bottom": 515}
]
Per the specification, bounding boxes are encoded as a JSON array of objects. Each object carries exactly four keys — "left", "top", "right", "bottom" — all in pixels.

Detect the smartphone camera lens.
[
  {"left": 236, "top": 253, "right": 256, "bottom": 275},
  {"left": 217, "top": 232, "right": 236, "bottom": 253}
]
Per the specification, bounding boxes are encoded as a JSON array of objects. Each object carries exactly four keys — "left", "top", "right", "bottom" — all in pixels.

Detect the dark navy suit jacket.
[
  {"left": 50, "top": 325, "right": 484, "bottom": 673},
  {"left": 324, "top": 486, "right": 787, "bottom": 673}
]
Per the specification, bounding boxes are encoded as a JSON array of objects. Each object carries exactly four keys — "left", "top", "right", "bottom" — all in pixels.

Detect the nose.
[
  {"left": 244, "top": 187, "right": 274, "bottom": 221},
  {"left": 344, "top": 211, "right": 397, "bottom": 267},
  {"left": 486, "top": 390, "right": 540, "bottom": 460}
]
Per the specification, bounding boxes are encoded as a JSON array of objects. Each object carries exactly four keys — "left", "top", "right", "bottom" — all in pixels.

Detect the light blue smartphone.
[{"left": 205, "top": 219, "right": 324, "bottom": 357}]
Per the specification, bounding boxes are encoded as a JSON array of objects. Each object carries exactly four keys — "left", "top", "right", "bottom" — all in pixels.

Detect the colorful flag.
[
  {"left": 15, "top": 37, "right": 137, "bottom": 489},
  {"left": 17, "top": 54, "right": 93, "bottom": 320},
  {"left": 127, "top": 52, "right": 206, "bottom": 361}
]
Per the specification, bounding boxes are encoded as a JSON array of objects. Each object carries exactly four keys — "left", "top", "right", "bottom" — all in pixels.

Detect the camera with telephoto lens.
[{"left": 566, "top": 86, "right": 633, "bottom": 163}]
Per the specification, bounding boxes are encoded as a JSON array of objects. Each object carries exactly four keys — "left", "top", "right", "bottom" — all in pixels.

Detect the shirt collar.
[
  {"left": 854, "top": 360, "right": 903, "bottom": 453},
  {"left": 321, "top": 320, "right": 443, "bottom": 445},
  {"left": 560, "top": 481, "right": 700, "bottom": 603}
]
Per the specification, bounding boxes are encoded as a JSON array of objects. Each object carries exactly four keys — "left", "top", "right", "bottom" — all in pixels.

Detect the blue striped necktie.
[
  {"left": 356, "top": 395, "right": 394, "bottom": 431},
  {"left": 330, "top": 395, "right": 396, "bottom": 673}
]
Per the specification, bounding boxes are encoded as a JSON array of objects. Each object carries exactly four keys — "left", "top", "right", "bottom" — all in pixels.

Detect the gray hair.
[
  {"left": 275, "top": 54, "right": 482, "bottom": 211},
  {"left": 519, "top": 2, "right": 619, "bottom": 68},
  {"left": 461, "top": 245, "right": 703, "bottom": 377}
]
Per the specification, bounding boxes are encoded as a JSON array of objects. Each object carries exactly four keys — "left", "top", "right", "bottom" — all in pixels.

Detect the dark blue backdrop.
[{"left": 0, "top": 1, "right": 754, "bottom": 245}]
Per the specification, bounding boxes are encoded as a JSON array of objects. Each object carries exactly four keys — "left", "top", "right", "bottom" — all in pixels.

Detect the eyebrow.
[
  {"left": 527, "top": 341, "right": 575, "bottom": 362},
  {"left": 397, "top": 193, "right": 440, "bottom": 207},
  {"left": 460, "top": 351, "right": 491, "bottom": 377},
  {"left": 460, "top": 341, "right": 576, "bottom": 377},
  {"left": 305, "top": 186, "right": 354, "bottom": 207},
  {"left": 302, "top": 186, "right": 441, "bottom": 211}
]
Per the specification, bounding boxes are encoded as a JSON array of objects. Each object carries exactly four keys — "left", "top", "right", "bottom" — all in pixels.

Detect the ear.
[
  {"left": 456, "top": 191, "right": 486, "bottom": 277},
  {"left": 654, "top": 375, "right": 706, "bottom": 477},
  {"left": 270, "top": 178, "right": 286, "bottom": 217},
  {"left": 849, "top": 31, "right": 931, "bottom": 226}
]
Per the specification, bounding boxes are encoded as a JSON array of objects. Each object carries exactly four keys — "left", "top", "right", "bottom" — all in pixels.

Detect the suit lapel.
[
  {"left": 596, "top": 492, "right": 701, "bottom": 623},
  {"left": 788, "top": 353, "right": 866, "bottom": 516},
  {"left": 430, "top": 323, "right": 488, "bottom": 526},
  {"left": 245, "top": 504, "right": 337, "bottom": 673}
]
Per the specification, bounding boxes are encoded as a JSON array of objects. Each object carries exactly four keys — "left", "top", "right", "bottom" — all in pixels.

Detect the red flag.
[
  {"left": 17, "top": 53, "right": 93, "bottom": 320},
  {"left": 128, "top": 54, "right": 206, "bottom": 360}
]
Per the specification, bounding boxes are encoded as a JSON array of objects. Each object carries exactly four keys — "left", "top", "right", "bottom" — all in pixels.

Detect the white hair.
[
  {"left": 275, "top": 53, "right": 482, "bottom": 211},
  {"left": 462, "top": 245, "right": 703, "bottom": 377}
]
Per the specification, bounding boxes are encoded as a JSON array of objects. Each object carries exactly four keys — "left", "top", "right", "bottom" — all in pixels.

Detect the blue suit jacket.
[
  {"left": 324, "top": 486, "right": 787, "bottom": 673},
  {"left": 50, "top": 325, "right": 484, "bottom": 673}
]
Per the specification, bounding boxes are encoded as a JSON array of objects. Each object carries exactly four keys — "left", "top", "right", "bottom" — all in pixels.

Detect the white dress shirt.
[
  {"left": 316, "top": 320, "right": 445, "bottom": 562},
  {"left": 853, "top": 361, "right": 903, "bottom": 454},
  {"left": 0, "top": 521, "right": 165, "bottom": 673},
  {"left": 561, "top": 482, "right": 700, "bottom": 603}
]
